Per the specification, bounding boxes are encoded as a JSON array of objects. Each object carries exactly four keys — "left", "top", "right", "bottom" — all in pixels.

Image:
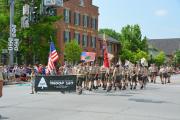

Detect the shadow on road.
[
  {"left": 0, "top": 115, "right": 9, "bottom": 120},
  {"left": 128, "top": 98, "right": 168, "bottom": 104}
]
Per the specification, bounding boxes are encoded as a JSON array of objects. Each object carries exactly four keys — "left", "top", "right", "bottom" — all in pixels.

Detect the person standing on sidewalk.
[
  {"left": 0, "top": 66, "right": 4, "bottom": 97},
  {"left": 30, "top": 69, "right": 36, "bottom": 94}
]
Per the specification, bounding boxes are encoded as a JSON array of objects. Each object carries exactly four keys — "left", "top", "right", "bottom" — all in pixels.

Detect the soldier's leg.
[{"left": 167, "top": 73, "right": 171, "bottom": 83}]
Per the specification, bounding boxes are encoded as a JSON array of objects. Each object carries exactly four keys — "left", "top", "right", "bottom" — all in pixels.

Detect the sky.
[{"left": 93, "top": 0, "right": 180, "bottom": 39}]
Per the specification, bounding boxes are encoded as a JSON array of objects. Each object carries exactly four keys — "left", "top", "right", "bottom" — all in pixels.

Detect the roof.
[
  {"left": 148, "top": 38, "right": 180, "bottom": 55},
  {"left": 98, "top": 34, "right": 120, "bottom": 44}
]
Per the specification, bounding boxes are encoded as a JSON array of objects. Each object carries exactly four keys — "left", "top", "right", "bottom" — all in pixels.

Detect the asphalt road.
[{"left": 0, "top": 75, "right": 180, "bottom": 120}]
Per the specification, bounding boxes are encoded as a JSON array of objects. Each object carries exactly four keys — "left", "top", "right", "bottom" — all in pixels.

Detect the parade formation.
[{"left": 0, "top": 60, "right": 174, "bottom": 95}]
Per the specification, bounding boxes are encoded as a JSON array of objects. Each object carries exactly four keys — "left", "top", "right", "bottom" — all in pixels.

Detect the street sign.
[
  {"left": 56, "top": 0, "right": 63, "bottom": 7},
  {"left": 21, "top": 16, "right": 29, "bottom": 28},
  {"left": 44, "top": 0, "right": 56, "bottom": 6},
  {"left": 14, "top": 38, "right": 19, "bottom": 51},
  {"left": 8, "top": 38, "right": 14, "bottom": 51},
  {"left": 23, "top": 4, "right": 30, "bottom": 15},
  {"left": 44, "top": 0, "right": 63, "bottom": 7},
  {"left": 2, "top": 49, "right": 8, "bottom": 54},
  {"left": 11, "top": 24, "right": 16, "bottom": 38},
  {"left": 8, "top": 38, "right": 19, "bottom": 51}
]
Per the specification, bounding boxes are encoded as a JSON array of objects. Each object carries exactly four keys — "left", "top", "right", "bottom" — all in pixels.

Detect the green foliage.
[
  {"left": 173, "top": 50, "right": 180, "bottom": 66},
  {"left": 135, "top": 50, "right": 148, "bottom": 61},
  {"left": 99, "top": 25, "right": 149, "bottom": 64},
  {"left": 120, "top": 24, "right": 145, "bottom": 51},
  {"left": 154, "top": 51, "right": 166, "bottom": 67},
  {"left": 0, "top": 13, "right": 9, "bottom": 51},
  {"left": 120, "top": 49, "right": 135, "bottom": 63},
  {"left": 64, "top": 40, "right": 82, "bottom": 64},
  {"left": 99, "top": 29, "right": 120, "bottom": 40},
  {"left": 0, "top": 0, "right": 62, "bottom": 65},
  {"left": 120, "top": 24, "right": 149, "bottom": 63}
]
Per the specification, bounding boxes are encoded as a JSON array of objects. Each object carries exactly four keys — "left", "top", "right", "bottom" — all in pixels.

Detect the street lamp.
[{"left": 9, "top": 0, "right": 15, "bottom": 66}]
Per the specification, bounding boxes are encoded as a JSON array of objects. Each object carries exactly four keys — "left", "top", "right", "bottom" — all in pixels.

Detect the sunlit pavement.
[{"left": 0, "top": 75, "right": 180, "bottom": 120}]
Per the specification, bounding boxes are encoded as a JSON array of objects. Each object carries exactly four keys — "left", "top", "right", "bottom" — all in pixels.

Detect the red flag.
[{"left": 103, "top": 48, "right": 110, "bottom": 68}]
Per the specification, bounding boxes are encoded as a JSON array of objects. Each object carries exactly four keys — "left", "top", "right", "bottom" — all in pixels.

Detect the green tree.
[
  {"left": 173, "top": 50, "right": 180, "bottom": 66},
  {"left": 154, "top": 51, "right": 166, "bottom": 67},
  {"left": 120, "top": 49, "right": 135, "bottom": 63},
  {"left": 120, "top": 24, "right": 148, "bottom": 51},
  {"left": 99, "top": 28, "right": 120, "bottom": 40},
  {"left": 135, "top": 49, "right": 148, "bottom": 62},
  {"left": 0, "top": 13, "right": 9, "bottom": 52},
  {"left": 119, "top": 24, "right": 149, "bottom": 63},
  {"left": 0, "top": 0, "right": 62, "bottom": 65},
  {"left": 64, "top": 40, "right": 82, "bottom": 64}
]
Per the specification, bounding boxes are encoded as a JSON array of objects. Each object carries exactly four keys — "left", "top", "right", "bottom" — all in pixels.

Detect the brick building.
[{"left": 55, "top": 0, "right": 120, "bottom": 64}]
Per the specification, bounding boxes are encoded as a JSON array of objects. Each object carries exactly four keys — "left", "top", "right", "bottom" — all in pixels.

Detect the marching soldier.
[
  {"left": 162, "top": 65, "right": 168, "bottom": 84},
  {"left": 122, "top": 65, "right": 131, "bottom": 90},
  {"left": 167, "top": 65, "right": 173, "bottom": 83},
  {"left": 112, "top": 64, "right": 122, "bottom": 91},
  {"left": 149, "top": 64, "right": 157, "bottom": 83},
  {"left": 106, "top": 65, "right": 114, "bottom": 92},
  {"left": 100, "top": 66, "right": 107, "bottom": 90},
  {"left": 94, "top": 63, "right": 100, "bottom": 90},
  {"left": 159, "top": 66, "right": 164, "bottom": 84},
  {"left": 141, "top": 66, "right": 148, "bottom": 89},
  {"left": 130, "top": 64, "right": 137, "bottom": 90},
  {"left": 76, "top": 63, "right": 85, "bottom": 94}
]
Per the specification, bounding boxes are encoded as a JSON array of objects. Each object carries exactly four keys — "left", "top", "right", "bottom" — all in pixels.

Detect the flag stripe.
[{"left": 47, "top": 42, "right": 59, "bottom": 74}]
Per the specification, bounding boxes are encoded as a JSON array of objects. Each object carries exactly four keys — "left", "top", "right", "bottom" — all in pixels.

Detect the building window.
[
  {"left": 83, "top": 15, "right": 88, "bottom": 27},
  {"left": 74, "top": 12, "right": 80, "bottom": 25},
  {"left": 64, "top": 9, "right": 70, "bottom": 23},
  {"left": 108, "top": 44, "right": 113, "bottom": 53},
  {"left": 114, "top": 44, "right": 116, "bottom": 53},
  {"left": 82, "top": 34, "right": 87, "bottom": 47},
  {"left": 91, "top": 17, "right": 97, "bottom": 30},
  {"left": 79, "top": 0, "right": 84, "bottom": 6},
  {"left": 74, "top": 32, "right": 80, "bottom": 44},
  {"left": 91, "top": 36, "right": 96, "bottom": 48},
  {"left": 64, "top": 30, "right": 70, "bottom": 43},
  {"left": 100, "top": 42, "right": 103, "bottom": 49}
]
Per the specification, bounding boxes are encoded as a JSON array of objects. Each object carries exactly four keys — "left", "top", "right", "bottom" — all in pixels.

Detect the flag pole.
[{"left": 50, "top": 35, "right": 53, "bottom": 42}]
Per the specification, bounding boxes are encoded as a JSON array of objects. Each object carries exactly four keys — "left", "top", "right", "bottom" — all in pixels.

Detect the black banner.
[{"left": 35, "top": 75, "right": 77, "bottom": 92}]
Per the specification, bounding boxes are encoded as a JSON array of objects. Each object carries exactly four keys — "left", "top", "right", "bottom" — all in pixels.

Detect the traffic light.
[{"left": 32, "top": 6, "right": 39, "bottom": 23}]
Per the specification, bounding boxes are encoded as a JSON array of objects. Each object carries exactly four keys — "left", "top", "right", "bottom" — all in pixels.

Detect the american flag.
[
  {"left": 46, "top": 42, "right": 59, "bottom": 74},
  {"left": 50, "top": 42, "right": 59, "bottom": 62},
  {"left": 81, "top": 52, "right": 96, "bottom": 62}
]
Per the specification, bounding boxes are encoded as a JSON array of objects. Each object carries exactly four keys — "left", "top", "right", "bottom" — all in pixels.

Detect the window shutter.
[
  {"left": 82, "top": 15, "right": 84, "bottom": 26},
  {"left": 87, "top": 16, "right": 89, "bottom": 27},
  {"left": 69, "top": 31, "right": 71, "bottom": 42},
  {"left": 95, "top": 18, "right": 97, "bottom": 30},
  {"left": 64, "top": 31, "right": 66, "bottom": 43},
  {"left": 63, "top": 9, "right": 66, "bottom": 22},
  {"left": 95, "top": 37, "right": 96, "bottom": 48},
  {"left": 69, "top": 10, "right": 71, "bottom": 23},
  {"left": 79, "top": 13, "right": 81, "bottom": 26},
  {"left": 87, "top": 35, "right": 89, "bottom": 47},
  {"left": 74, "top": 12, "right": 76, "bottom": 25},
  {"left": 78, "top": 33, "right": 81, "bottom": 45},
  {"left": 82, "top": 35, "right": 84, "bottom": 46}
]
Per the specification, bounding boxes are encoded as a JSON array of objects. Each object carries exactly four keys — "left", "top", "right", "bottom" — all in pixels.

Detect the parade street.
[{"left": 0, "top": 75, "right": 180, "bottom": 120}]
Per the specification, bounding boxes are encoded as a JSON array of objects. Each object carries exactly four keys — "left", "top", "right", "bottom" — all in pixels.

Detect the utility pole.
[{"left": 9, "top": 0, "right": 15, "bottom": 66}]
